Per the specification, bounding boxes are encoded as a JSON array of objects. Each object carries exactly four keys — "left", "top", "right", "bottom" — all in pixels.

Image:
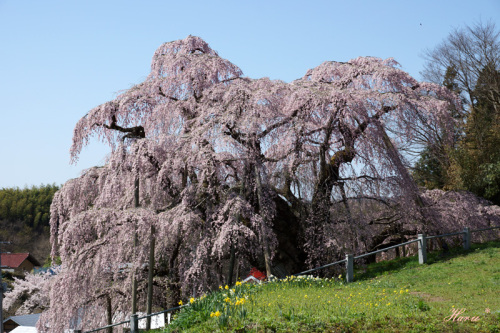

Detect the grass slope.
[{"left": 152, "top": 241, "right": 500, "bottom": 332}]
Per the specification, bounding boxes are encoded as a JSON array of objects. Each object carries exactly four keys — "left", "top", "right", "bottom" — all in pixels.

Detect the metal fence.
[{"left": 75, "top": 224, "right": 500, "bottom": 333}]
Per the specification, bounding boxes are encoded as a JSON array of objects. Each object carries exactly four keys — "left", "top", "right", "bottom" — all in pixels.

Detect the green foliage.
[
  {"left": 0, "top": 184, "right": 59, "bottom": 265},
  {"left": 413, "top": 66, "right": 464, "bottom": 191},
  {"left": 451, "top": 63, "right": 500, "bottom": 204},
  {"left": 413, "top": 147, "right": 447, "bottom": 190},
  {"left": 151, "top": 241, "right": 500, "bottom": 332},
  {"left": 0, "top": 184, "right": 59, "bottom": 230}
]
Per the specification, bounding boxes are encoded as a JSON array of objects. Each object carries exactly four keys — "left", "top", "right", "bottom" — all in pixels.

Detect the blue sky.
[{"left": 1, "top": 0, "right": 499, "bottom": 188}]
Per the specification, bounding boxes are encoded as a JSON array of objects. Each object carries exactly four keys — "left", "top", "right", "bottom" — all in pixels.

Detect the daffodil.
[{"left": 210, "top": 310, "right": 221, "bottom": 317}]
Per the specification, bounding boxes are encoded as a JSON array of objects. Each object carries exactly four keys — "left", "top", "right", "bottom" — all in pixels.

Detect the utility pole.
[{"left": 0, "top": 241, "right": 12, "bottom": 333}]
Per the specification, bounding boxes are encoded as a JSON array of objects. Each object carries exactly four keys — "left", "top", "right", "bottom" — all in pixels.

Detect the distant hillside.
[{"left": 0, "top": 184, "right": 59, "bottom": 265}]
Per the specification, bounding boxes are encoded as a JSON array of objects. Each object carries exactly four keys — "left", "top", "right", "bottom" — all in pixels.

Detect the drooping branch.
[{"left": 96, "top": 115, "right": 145, "bottom": 140}]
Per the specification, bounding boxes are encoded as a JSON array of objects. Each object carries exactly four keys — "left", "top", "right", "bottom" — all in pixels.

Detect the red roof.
[{"left": 1, "top": 253, "right": 40, "bottom": 268}]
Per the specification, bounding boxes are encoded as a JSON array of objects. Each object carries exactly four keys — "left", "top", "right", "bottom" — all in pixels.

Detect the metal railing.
[{"left": 74, "top": 224, "right": 500, "bottom": 333}]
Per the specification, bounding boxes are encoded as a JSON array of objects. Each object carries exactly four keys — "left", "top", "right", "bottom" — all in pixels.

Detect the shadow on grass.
[{"left": 353, "top": 240, "right": 500, "bottom": 282}]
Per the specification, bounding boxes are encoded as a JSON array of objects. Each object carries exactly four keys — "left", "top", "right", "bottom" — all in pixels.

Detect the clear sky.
[{"left": 0, "top": 0, "right": 499, "bottom": 188}]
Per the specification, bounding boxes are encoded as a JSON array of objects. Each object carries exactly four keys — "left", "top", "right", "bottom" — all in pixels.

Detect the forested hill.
[{"left": 0, "top": 184, "right": 59, "bottom": 265}]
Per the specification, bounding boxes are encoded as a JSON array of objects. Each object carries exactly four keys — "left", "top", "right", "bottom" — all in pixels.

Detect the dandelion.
[{"left": 304, "top": 295, "right": 308, "bottom": 298}]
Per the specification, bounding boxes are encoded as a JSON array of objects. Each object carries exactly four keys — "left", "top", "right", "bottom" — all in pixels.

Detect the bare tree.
[{"left": 421, "top": 20, "right": 500, "bottom": 111}]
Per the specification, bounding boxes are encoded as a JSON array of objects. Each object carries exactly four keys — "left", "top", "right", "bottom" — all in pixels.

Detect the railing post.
[
  {"left": 418, "top": 234, "right": 427, "bottom": 264},
  {"left": 463, "top": 227, "right": 471, "bottom": 250},
  {"left": 130, "top": 314, "right": 138, "bottom": 333},
  {"left": 345, "top": 254, "right": 354, "bottom": 283}
]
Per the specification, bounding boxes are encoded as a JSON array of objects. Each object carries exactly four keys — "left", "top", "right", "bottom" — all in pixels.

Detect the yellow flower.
[
  {"left": 235, "top": 281, "right": 242, "bottom": 286},
  {"left": 190, "top": 297, "right": 195, "bottom": 304},
  {"left": 219, "top": 285, "right": 223, "bottom": 289},
  {"left": 210, "top": 310, "right": 221, "bottom": 317},
  {"left": 178, "top": 300, "right": 183, "bottom": 305},
  {"left": 304, "top": 295, "right": 308, "bottom": 298},
  {"left": 225, "top": 285, "right": 229, "bottom": 290},
  {"left": 224, "top": 297, "right": 231, "bottom": 303}
]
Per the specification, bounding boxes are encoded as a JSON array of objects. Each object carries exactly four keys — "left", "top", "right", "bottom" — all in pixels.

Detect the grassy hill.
[{"left": 153, "top": 241, "right": 500, "bottom": 332}]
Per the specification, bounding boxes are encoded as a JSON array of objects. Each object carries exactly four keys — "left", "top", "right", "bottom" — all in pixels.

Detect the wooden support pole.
[
  {"left": 146, "top": 225, "right": 156, "bottom": 330},
  {"left": 131, "top": 178, "right": 139, "bottom": 316}
]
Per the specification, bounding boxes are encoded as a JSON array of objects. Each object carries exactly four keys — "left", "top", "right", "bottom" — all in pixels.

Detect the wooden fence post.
[
  {"left": 418, "top": 234, "right": 427, "bottom": 264},
  {"left": 130, "top": 314, "right": 138, "bottom": 333},
  {"left": 463, "top": 227, "right": 471, "bottom": 250},
  {"left": 345, "top": 254, "right": 354, "bottom": 283}
]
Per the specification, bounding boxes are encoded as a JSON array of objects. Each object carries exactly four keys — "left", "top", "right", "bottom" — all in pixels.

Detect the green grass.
[{"left": 149, "top": 241, "right": 500, "bottom": 332}]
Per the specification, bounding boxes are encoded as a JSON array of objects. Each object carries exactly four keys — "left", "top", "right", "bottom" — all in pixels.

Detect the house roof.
[
  {"left": 0, "top": 253, "right": 41, "bottom": 269},
  {"left": 3, "top": 313, "right": 41, "bottom": 326}
]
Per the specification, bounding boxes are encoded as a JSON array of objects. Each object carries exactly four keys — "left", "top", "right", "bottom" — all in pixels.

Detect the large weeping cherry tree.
[{"left": 39, "top": 36, "right": 500, "bottom": 332}]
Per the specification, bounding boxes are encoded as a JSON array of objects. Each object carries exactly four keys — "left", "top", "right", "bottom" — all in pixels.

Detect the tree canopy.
[
  {"left": 418, "top": 21, "right": 500, "bottom": 204},
  {"left": 40, "top": 36, "right": 487, "bottom": 332}
]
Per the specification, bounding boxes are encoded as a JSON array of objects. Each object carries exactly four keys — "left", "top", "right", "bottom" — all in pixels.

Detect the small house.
[
  {"left": 2, "top": 313, "right": 40, "bottom": 333},
  {"left": 0, "top": 253, "right": 41, "bottom": 273}
]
